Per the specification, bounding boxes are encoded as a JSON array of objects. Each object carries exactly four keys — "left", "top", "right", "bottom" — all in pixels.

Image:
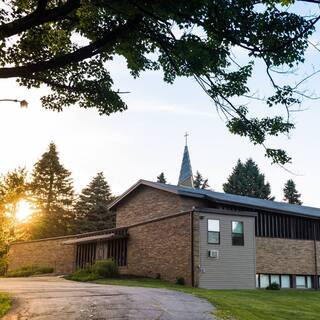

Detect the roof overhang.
[
  {"left": 108, "top": 179, "right": 200, "bottom": 210},
  {"left": 63, "top": 233, "right": 115, "bottom": 245}
]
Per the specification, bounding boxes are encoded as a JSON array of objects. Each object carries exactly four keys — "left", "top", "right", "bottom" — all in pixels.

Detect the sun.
[{"left": 15, "top": 200, "right": 33, "bottom": 222}]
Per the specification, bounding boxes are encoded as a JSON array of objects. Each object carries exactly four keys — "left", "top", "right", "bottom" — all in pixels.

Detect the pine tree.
[
  {"left": 283, "top": 179, "right": 302, "bottom": 205},
  {"left": 29, "top": 143, "right": 75, "bottom": 239},
  {"left": 157, "top": 172, "right": 167, "bottom": 184},
  {"left": 193, "top": 171, "right": 210, "bottom": 189},
  {"left": 223, "top": 159, "right": 273, "bottom": 200},
  {"left": 74, "top": 172, "right": 115, "bottom": 233}
]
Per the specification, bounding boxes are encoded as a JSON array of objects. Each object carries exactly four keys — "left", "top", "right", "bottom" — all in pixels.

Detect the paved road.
[{"left": 0, "top": 276, "right": 214, "bottom": 320}]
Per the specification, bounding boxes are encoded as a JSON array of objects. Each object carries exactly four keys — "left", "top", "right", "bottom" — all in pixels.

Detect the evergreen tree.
[
  {"left": 29, "top": 143, "right": 75, "bottom": 239},
  {"left": 193, "top": 171, "right": 210, "bottom": 190},
  {"left": 74, "top": 172, "right": 115, "bottom": 233},
  {"left": 223, "top": 159, "right": 274, "bottom": 200},
  {"left": 157, "top": 172, "right": 167, "bottom": 184},
  {"left": 283, "top": 179, "right": 302, "bottom": 205}
]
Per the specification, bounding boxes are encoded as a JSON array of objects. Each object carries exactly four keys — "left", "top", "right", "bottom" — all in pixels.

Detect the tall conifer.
[
  {"left": 223, "top": 159, "right": 273, "bottom": 200},
  {"left": 30, "top": 143, "right": 75, "bottom": 238},
  {"left": 74, "top": 172, "right": 115, "bottom": 233},
  {"left": 283, "top": 179, "right": 302, "bottom": 205}
]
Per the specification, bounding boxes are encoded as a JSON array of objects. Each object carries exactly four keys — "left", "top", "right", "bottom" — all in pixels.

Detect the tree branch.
[
  {"left": 0, "top": 16, "right": 143, "bottom": 78},
  {"left": 0, "top": 0, "right": 80, "bottom": 39}
]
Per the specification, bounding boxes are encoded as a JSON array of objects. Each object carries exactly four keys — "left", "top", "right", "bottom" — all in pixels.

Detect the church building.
[{"left": 7, "top": 142, "right": 320, "bottom": 289}]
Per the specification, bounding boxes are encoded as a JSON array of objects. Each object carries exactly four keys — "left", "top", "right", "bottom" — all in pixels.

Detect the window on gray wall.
[
  {"left": 208, "top": 219, "right": 220, "bottom": 244},
  {"left": 232, "top": 221, "right": 244, "bottom": 246}
]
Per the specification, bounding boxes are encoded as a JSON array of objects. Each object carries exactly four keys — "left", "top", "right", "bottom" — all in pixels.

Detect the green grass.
[
  {"left": 6, "top": 266, "right": 54, "bottom": 277},
  {"left": 0, "top": 293, "right": 11, "bottom": 317},
  {"left": 81, "top": 277, "right": 320, "bottom": 320}
]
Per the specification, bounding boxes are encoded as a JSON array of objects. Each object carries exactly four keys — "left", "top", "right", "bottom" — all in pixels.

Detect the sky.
[{"left": 1, "top": 7, "right": 320, "bottom": 207}]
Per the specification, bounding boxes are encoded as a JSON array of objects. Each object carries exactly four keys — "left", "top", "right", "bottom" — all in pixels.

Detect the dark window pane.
[
  {"left": 208, "top": 231, "right": 220, "bottom": 244},
  {"left": 232, "top": 221, "right": 244, "bottom": 246}
]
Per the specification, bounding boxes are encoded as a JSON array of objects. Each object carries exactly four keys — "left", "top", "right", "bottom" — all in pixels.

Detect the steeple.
[{"left": 178, "top": 133, "right": 194, "bottom": 188}]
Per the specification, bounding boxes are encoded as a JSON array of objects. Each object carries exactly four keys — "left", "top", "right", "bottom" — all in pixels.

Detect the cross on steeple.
[{"left": 184, "top": 132, "right": 189, "bottom": 146}]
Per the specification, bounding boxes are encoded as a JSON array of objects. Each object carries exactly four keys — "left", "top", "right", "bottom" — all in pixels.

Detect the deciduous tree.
[{"left": 1, "top": 1, "right": 320, "bottom": 163}]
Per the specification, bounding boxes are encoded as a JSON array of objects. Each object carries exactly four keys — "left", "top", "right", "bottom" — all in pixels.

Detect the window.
[
  {"left": 296, "top": 275, "right": 312, "bottom": 289},
  {"left": 260, "top": 274, "right": 269, "bottom": 288},
  {"left": 208, "top": 219, "right": 220, "bottom": 244},
  {"left": 232, "top": 221, "right": 244, "bottom": 246},
  {"left": 270, "top": 275, "right": 280, "bottom": 285},
  {"left": 256, "top": 274, "right": 292, "bottom": 289},
  {"left": 281, "top": 275, "right": 291, "bottom": 288}
]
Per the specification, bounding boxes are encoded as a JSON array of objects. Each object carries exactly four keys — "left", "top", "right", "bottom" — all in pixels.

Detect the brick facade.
[
  {"left": 115, "top": 185, "right": 206, "bottom": 227},
  {"left": 256, "top": 237, "right": 320, "bottom": 275},
  {"left": 8, "top": 237, "right": 76, "bottom": 274},
  {"left": 121, "top": 213, "right": 193, "bottom": 285}
]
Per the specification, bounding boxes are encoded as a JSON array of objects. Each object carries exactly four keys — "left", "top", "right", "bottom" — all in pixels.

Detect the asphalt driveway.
[{"left": 0, "top": 276, "right": 214, "bottom": 320}]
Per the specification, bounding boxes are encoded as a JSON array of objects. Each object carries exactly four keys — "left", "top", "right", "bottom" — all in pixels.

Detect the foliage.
[
  {"left": 156, "top": 172, "right": 167, "bottom": 184},
  {"left": 283, "top": 179, "right": 302, "bottom": 205},
  {"left": 0, "top": 168, "right": 28, "bottom": 262},
  {"left": 1, "top": 1, "right": 320, "bottom": 163},
  {"left": 91, "top": 259, "right": 118, "bottom": 278},
  {"left": 73, "top": 172, "right": 115, "bottom": 233},
  {"left": 0, "top": 255, "right": 7, "bottom": 276},
  {"left": 72, "top": 276, "right": 320, "bottom": 320},
  {"left": 29, "top": 143, "right": 75, "bottom": 239},
  {"left": 175, "top": 277, "right": 185, "bottom": 286},
  {"left": 6, "top": 265, "right": 54, "bottom": 277},
  {"left": 193, "top": 171, "right": 210, "bottom": 190},
  {"left": 266, "top": 282, "right": 281, "bottom": 290},
  {"left": 223, "top": 159, "right": 274, "bottom": 200},
  {"left": 66, "top": 259, "right": 118, "bottom": 281},
  {"left": 0, "top": 293, "right": 11, "bottom": 318},
  {"left": 65, "top": 268, "right": 102, "bottom": 282}
]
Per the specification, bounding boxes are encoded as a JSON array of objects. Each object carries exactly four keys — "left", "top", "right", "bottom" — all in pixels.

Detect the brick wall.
[
  {"left": 256, "top": 237, "right": 319, "bottom": 275},
  {"left": 8, "top": 237, "right": 76, "bottom": 274},
  {"left": 121, "top": 213, "right": 193, "bottom": 285},
  {"left": 115, "top": 185, "right": 206, "bottom": 227}
]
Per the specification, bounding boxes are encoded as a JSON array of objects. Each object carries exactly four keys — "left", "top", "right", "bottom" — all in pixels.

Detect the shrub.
[
  {"left": 266, "top": 282, "right": 280, "bottom": 290},
  {"left": 65, "top": 269, "right": 102, "bottom": 282},
  {"left": 6, "top": 266, "right": 54, "bottom": 277},
  {"left": 92, "top": 259, "right": 118, "bottom": 278},
  {"left": 175, "top": 277, "right": 185, "bottom": 285},
  {"left": 0, "top": 255, "right": 7, "bottom": 276}
]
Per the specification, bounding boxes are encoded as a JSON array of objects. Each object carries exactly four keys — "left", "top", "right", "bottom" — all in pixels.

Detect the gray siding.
[{"left": 198, "top": 212, "right": 256, "bottom": 289}]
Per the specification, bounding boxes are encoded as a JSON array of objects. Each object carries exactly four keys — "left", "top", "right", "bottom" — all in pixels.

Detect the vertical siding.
[{"left": 198, "top": 213, "right": 256, "bottom": 289}]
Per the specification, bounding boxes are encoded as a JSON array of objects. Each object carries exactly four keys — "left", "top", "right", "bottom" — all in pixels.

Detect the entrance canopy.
[{"left": 63, "top": 233, "right": 115, "bottom": 245}]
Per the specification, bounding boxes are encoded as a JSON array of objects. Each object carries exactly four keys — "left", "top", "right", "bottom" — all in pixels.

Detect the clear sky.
[{"left": 1, "top": 12, "right": 320, "bottom": 207}]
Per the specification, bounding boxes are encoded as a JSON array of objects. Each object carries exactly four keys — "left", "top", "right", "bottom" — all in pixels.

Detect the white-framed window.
[
  {"left": 296, "top": 275, "right": 312, "bottom": 289},
  {"left": 256, "top": 274, "right": 292, "bottom": 289},
  {"left": 208, "top": 219, "right": 220, "bottom": 244}
]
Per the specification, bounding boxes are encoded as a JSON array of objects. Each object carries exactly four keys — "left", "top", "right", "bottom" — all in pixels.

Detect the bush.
[
  {"left": 92, "top": 259, "right": 118, "bottom": 278},
  {"left": 266, "top": 282, "right": 280, "bottom": 290},
  {"left": 0, "top": 255, "right": 7, "bottom": 276},
  {"left": 66, "top": 259, "right": 118, "bottom": 282},
  {"left": 6, "top": 266, "right": 54, "bottom": 277},
  {"left": 65, "top": 269, "right": 102, "bottom": 282},
  {"left": 175, "top": 277, "right": 185, "bottom": 285}
]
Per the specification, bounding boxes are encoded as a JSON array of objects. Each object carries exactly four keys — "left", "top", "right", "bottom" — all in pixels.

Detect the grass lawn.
[
  {"left": 91, "top": 278, "right": 320, "bottom": 320},
  {"left": 0, "top": 293, "right": 11, "bottom": 318}
]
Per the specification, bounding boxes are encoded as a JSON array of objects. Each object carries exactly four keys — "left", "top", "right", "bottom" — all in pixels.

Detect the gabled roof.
[{"left": 109, "top": 179, "right": 320, "bottom": 219}]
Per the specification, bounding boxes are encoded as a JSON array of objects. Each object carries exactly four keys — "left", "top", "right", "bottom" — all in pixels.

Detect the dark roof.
[{"left": 109, "top": 180, "right": 320, "bottom": 219}]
